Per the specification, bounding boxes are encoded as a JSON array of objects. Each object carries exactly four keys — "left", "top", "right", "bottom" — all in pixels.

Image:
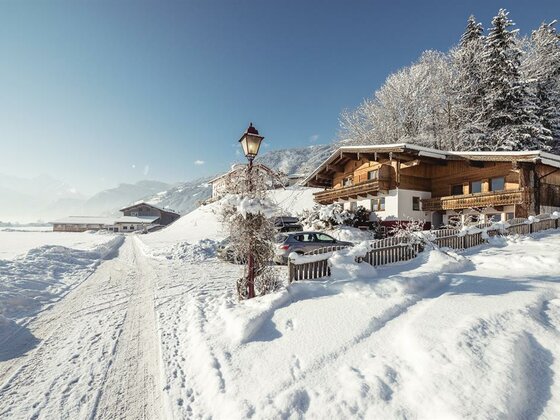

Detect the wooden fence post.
[{"left": 288, "top": 259, "right": 294, "bottom": 284}]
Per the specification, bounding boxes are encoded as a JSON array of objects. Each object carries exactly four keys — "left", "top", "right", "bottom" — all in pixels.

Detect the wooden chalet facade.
[{"left": 304, "top": 144, "right": 560, "bottom": 228}]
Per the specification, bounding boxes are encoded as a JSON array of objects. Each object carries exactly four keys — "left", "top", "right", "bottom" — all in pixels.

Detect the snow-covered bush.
[
  {"left": 388, "top": 218, "right": 432, "bottom": 248},
  {"left": 218, "top": 166, "right": 281, "bottom": 300},
  {"left": 299, "top": 203, "right": 354, "bottom": 230},
  {"left": 352, "top": 206, "right": 370, "bottom": 226}
]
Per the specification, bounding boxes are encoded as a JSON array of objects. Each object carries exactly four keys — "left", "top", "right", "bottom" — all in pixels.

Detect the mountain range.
[{"left": 1, "top": 143, "right": 336, "bottom": 222}]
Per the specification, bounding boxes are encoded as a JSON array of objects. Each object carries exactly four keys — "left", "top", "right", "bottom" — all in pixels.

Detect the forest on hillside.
[{"left": 339, "top": 9, "right": 560, "bottom": 152}]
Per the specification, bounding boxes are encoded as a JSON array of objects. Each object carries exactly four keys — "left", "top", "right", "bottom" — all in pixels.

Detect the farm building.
[
  {"left": 51, "top": 202, "right": 180, "bottom": 233},
  {"left": 304, "top": 143, "right": 560, "bottom": 228},
  {"left": 209, "top": 163, "right": 283, "bottom": 199},
  {"left": 49, "top": 216, "right": 116, "bottom": 233}
]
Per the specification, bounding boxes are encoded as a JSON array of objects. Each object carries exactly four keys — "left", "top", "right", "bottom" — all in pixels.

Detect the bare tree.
[{"left": 219, "top": 166, "right": 282, "bottom": 299}]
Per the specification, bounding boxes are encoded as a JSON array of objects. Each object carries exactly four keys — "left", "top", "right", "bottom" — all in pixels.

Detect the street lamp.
[
  {"left": 238, "top": 122, "right": 264, "bottom": 299},
  {"left": 238, "top": 122, "right": 265, "bottom": 164}
]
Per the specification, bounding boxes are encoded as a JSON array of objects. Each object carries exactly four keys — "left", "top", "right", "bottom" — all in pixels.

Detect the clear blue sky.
[{"left": 1, "top": 0, "right": 559, "bottom": 194}]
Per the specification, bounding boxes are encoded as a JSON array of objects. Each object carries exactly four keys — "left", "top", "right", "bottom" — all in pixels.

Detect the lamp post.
[{"left": 238, "top": 122, "right": 265, "bottom": 299}]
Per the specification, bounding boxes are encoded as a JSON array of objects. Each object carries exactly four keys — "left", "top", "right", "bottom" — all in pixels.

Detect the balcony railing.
[
  {"left": 314, "top": 178, "right": 391, "bottom": 204},
  {"left": 421, "top": 189, "right": 526, "bottom": 211}
]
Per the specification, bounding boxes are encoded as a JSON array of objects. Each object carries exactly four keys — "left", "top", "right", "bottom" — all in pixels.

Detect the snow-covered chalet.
[{"left": 303, "top": 143, "right": 560, "bottom": 228}]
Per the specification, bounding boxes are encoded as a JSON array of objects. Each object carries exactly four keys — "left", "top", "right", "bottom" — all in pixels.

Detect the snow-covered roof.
[
  {"left": 119, "top": 201, "right": 178, "bottom": 215},
  {"left": 49, "top": 216, "right": 116, "bottom": 225},
  {"left": 303, "top": 143, "right": 560, "bottom": 186},
  {"left": 114, "top": 216, "right": 159, "bottom": 224},
  {"left": 208, "top": 163, "right": 276, "bottom": 184}
]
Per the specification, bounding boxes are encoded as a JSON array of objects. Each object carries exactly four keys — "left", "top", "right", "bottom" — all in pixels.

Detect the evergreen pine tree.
[
  {"left": 482, "top": 9, "right": 550, "bottom": 151},
  {"left": 453, "top": 15, "right": 486, "bottom": 150},
  {"left": 525, "top": 22, "right": 560, "bottom": 151}
]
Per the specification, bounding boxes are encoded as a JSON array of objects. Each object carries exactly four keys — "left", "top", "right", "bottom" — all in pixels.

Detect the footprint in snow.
[{"left": 285, "top": 319, "right": 295, "bottom": 331}]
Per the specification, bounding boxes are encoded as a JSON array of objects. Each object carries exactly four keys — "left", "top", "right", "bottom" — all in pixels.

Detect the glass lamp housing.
[{"left": 239, "top": 123, "right": 264, "bottom": 160}]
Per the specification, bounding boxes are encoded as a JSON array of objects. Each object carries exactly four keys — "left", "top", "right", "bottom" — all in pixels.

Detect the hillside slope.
[{"left": 142, "top": 144, "right": 335, "bottom": 215}]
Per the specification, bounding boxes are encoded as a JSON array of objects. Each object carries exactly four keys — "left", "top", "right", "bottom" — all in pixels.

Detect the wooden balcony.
[
  {"left": 314, "top": 178, "right": 391, "bottom": 204},
  {"left": 421, "top": 189, "right": 526, "bottom": 211}
]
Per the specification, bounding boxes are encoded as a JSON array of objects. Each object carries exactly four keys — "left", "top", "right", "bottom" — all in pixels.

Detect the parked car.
[{"left": 273, "top": 231, "right": 353, "bottom": 264}]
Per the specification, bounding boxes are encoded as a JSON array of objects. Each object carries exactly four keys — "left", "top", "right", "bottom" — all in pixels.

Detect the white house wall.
[
  {"left": 342, "top": 188, "right": 432, "bottom": 222},
  {"left": 397, "top": 189, "right": 432, "bottom": 221}
]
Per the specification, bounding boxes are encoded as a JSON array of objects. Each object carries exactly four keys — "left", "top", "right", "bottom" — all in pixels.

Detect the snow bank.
[
  {"left": 329, "top": 242, "right": 378, "bottom": 281},
  {"left": 327, "top": 226, "right": 376, "bottom": 243},
  {"left": 0, "top": 235, "right": 124, "bottom": 340},
  {"left": 220, "top": 289, "right": 294, "bottom": 345},
  {"left": 0, "top": 230, "right": 118, "bottom": 260},
  {"left": 143, "top": 238, "right": 219, "bottom": 262}
]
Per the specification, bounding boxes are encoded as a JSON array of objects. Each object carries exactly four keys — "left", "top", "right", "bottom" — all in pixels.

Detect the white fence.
[{"left": 288, "top": 215, "right": 560, "bottom": 283}]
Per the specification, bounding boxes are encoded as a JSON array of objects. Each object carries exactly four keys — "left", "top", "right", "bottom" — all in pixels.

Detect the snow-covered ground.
[
  {"left": 0, "top": 231, "right": 123, "bottom": 347},
  {"left": 1, "top": 189, "right": 559, "bottom": 419},
  {"left": 145, "top": 231, "right": 560, "bottom": 419},
  {"left": 0, "top": 230, "right": 115, "bottom": 260}
]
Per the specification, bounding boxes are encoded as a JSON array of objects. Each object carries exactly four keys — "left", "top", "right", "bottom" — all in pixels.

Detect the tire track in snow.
[{"left": 93, "top": 237, "right": 166, "bottom": 420}]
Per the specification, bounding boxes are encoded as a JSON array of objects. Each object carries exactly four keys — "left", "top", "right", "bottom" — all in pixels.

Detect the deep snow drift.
[{"left": 0, "top": 232, "right": 123, "bottom": 343}]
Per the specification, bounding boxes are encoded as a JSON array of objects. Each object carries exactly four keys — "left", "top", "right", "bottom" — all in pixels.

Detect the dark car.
[
  {"left": 273, "top": 216, "right": 303, "bottom": 232},
  {"left": 273, "top": 231, "right": 353, "bottom": 264}
]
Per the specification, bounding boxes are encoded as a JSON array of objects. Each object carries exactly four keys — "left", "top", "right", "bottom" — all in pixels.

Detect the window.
[
  {"left": 343, "top": 177, "right": 353, "bottom": 187},
  {"left": 316, "top": 233, "right": 335, "bottom": 243},
  {"left": 412, "top": 196, "right": 420, "bottom": 211},
  {"left": 294, "top": 233, "right": 315, "bottom": 242},
  {"left": 506, "top": 212, "right": 515, "bottom": 220},
  {"left": 371, "top": 197, "right": 385, "bottom": 211},
  {"left": 470, "top": 180, "right": 482, "bottom": 194},
  {"left": 490, "top": 177, "right": 505, "bottom": 191},
  {"left": 451, "top": 184, "right": 464, "bottom": 196},
  {"left": 487, "top": 214, "right": 501, "bottom": 223},
  {"left": 123, "top": 226, "right": 128, "bottom": 230},
  {"left": 349, "top": 202, "right": 357, "bottom": 211},
  {"left": 367, "top": 169, "right": 379, "bottom": 180},
  {"left": 131, "top": 212, "right": 138, "bottom": 217}
]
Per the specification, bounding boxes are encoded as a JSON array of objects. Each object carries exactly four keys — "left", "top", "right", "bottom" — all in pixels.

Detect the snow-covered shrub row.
[{"left": 299, "top": 203, "right": 354, "bottom": 230}]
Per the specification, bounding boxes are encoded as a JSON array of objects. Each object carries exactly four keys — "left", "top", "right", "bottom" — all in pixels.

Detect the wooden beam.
[
  {"left": 341, "top": 152, "right": 360, "bottom": 160},
  {"left": 469, "top": 160, "right": 485, "bottom": 168},
  {"left": 326, "top": 163, "right": 345, "bottom": 173}
]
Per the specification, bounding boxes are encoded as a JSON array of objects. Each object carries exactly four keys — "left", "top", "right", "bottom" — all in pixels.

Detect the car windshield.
[{"left": 315, "top": 233, "right": 335, "bottom": 242}]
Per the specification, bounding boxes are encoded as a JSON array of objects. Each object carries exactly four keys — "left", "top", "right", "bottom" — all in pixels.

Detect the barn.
[{"left": 51, "top": 202, "right": 180, "bottom": 233}]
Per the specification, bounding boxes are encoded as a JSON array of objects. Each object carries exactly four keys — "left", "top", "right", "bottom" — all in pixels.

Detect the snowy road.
[{"left": 0, "top": 237, "right": 165, "bottom": 419}]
